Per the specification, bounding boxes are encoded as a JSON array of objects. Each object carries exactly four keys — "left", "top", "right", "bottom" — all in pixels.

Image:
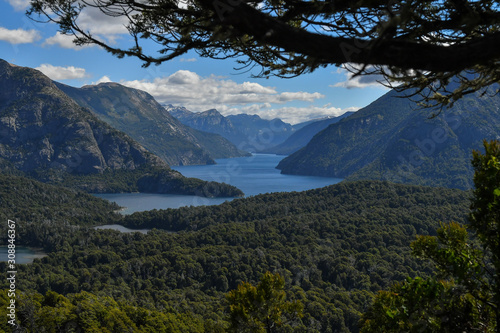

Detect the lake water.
[
  {"left": 94, "top": 224, "right": 150, "bottom": 234},
  {"left": 0, "top": 246, "right": 46, "bottom": 264},
  {"left": 95, "top": 154, "right": 342, "bottom": 214}
]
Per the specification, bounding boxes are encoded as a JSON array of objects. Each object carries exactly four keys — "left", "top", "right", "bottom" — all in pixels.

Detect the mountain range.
[
  {"left": 56, "top": 82, "right": 248, "bottom": 166},
  {"left": 263, "top": 112, "right": 355, "bottom": 155},
  {"left": 0, "top": 59, "right": 242, "bottom": 197},
  {"left": 168, "top": 107, "right": 295, "bottom": 151},
  {"left": 6, "top": 57, "right": 495, "bottom": 193},
  {"left": 277, "top": 87, "right": 500, "bottom": 189}
]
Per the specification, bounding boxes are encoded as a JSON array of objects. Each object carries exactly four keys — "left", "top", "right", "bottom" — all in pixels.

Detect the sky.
[{"left": 0, "top": 0, "right": 389, "bottom": 124}]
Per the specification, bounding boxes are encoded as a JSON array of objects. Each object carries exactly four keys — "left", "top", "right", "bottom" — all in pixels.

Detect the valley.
[
  {"left": 0, "top": 59, "right": 499, "bottom": 332},
  {"left": 277, "top": 87, "right": 500, "bottom": 190},
  {"left": 0, "top": 175, "right": 471, "bottom": 332},
  {"left": 95, "top": 154, "right": 342, "bottom": 214}
]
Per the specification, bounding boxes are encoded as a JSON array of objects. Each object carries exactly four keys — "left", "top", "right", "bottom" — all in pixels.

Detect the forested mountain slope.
[
  {"left": 277, "top": 87, "right": 500, "bottom": 189},
  {"left": 0, "top": 179, "right": 469, "bottom": 331},
  {"left": 264, "top": 112, "right": 355, "bottom": 155},
  {"left": 0, "top": 59, "right": 242, "bottom": 197},
  {"left": 57, "top": 82, "right": 248, "bottom": 165}
]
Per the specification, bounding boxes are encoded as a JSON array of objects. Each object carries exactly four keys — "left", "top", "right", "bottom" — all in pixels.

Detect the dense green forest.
[
  {"left": 37, "top": 165, "right": 244, "bottom": 197},
  {"left": 0, "top": 174, "right": 121, "bottom": 230},
  {"left": 0, "top": 174, "right": 472, "bottom": 332}
]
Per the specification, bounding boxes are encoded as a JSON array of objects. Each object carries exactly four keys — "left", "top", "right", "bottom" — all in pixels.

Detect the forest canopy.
[{"left": 0, "top": 177, "right": 471, "bottom": 332}]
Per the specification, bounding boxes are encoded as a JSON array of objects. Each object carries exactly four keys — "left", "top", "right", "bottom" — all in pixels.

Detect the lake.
[
  {"left": 94, "top": 224, "right": 150, "bottom": 234},
  {"left": 0, "top": 246, "right": 46, "bottom": 264},
  {"left": 95, "top": 154, "right": 342, "bottom": 214}
]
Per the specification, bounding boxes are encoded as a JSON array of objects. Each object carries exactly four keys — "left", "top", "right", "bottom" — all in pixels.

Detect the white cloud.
[
  {"left": 166, "top": 70, "right": 201, "bottom": 85},
  {"left": 36, "top": 64, "right": 90, "bottom": 80},
  {"left": 6, "top": 0, "right": 30, "bottom": 11},
  {"left": 43, "top": 6, "right": 129, "bottom": 50},
  {"left": 77, "top": 7, "right": 129, "bottom": 35},
  {"left": 119, "top": 70, "right": 335, "bottom": 124},
  {"left": 0, "top": 27, "right": 41, "bottom": 44},
  {"left": 94, "top": 76, "right": 112, "bottom": 84},
  {"left": 120, "top": 70, "right": 324, "bottom": 108},
  {"left": 180, "top": 58, "right": 197, "bottom": 62},
  {"left": 332, "top": 66, "right": 390, "bottom": 89},
  {"left": 76, "top": 6, "right": 129, "bottom": 44},
  {"left": 278, "top": 92, "right": 323, "bottom": 102},
  {"left": 43, "top": 32, "right": 94, "bottom": 50}
]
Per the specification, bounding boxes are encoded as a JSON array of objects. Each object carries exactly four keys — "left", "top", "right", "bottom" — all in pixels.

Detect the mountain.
[
  {"left": 0, "top": 59, "right": 242, "bottom": 197},
  {"left": 168, "top": 107, "right": 295, "bottom": 152},
  {"left": 263, "top": 112, "right": 355, "bottom": 155},
  {"left": 292, "top": 116, "right": 335, "bottom": 130},
  {"left": 277, "top": 87, "right": 500, "bottom": 190},
  {"left": 56, "top": 82, "right": 248, "bottom": 166},
  {"left": 226, "top": 114, "right": 294, "bottom": 151},
  {"left": 168, "top": 107, "right": 241, "bottom": 141},
  {"left": 0, "top": 173, "right": 121, "bottom": 228}
]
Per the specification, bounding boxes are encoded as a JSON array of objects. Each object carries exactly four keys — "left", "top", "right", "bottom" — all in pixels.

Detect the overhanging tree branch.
[{"left": 28, "top": 0, "right": 500, "bottom": 108}]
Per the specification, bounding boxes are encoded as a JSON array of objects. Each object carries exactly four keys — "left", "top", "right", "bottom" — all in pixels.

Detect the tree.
[
  {"left": 28, "top": 0, "right": 500, "bottom": 108},
  {"left": 226, "top": 271, "right": 303, "bottom": 332},
  {"left": 360, "top": 140, "right": 500, "bottom": 332},
  {"left": 470, "top": 139, "right": 500, "bottom": 329}
]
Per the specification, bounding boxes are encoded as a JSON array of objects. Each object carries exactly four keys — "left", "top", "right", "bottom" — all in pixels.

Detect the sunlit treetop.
[{"left": 28, "top": 0, "right": 500, "bottom": 109}]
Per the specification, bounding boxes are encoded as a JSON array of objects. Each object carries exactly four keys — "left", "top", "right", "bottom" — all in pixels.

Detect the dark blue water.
[{"left": 95, "top": 154, "right": 341, "bottom": 214}]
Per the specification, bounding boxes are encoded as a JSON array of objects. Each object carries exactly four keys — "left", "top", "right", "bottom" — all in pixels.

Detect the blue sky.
[{"left": 0, "top": 0, "right": 389, "bottom": 124}]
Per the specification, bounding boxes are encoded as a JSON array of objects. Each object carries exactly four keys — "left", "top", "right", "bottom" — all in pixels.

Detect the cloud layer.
[
  {"left": 122, "top": 70, "right": 321, "bottom": 105},
  {"left": 36, "top": 64, "right": 89, "bottom": 80},
  {"left": 43, "top": 32, "right": 94, "bottom": 50},
  {"left": 333, "top": 66, "right": 389, "bottom": 89},
  {"left": 6, "top": 0, "right": 30, "bottom": 11},
  {"left": 0, "top": 27, "right": 41, "bottom": 44},
  {"left": 43, "top": 6, "right": 129, "bottom": 49},
  {"left": 120, "top": 70, "right": 355, "bottom": 124}
]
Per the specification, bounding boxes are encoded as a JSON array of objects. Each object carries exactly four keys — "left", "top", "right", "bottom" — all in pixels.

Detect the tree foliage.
[
  {"left": 361, "top": 140, "right": 500, "bottom": 332},
  {"left": 0, "top": 177, "right": 471, "bottom": 332},
  {"left": 28, "top": 0, "right": 500, "bottom": 108},
  {"left": 470, "top": 140, "right": 500, "bottom": 274},
  {"left": 226, "top": 272, "right": 303, "bottom": 332},
  {"left": 361, "top": 223, "right": 494, "bottom": 332},
  {"left": 0, "top": 289, "right": 205, "bottom": 332}
]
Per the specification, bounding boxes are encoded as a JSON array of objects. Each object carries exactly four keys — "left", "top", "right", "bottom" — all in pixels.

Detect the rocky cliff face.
[
  {"left": 0, "top": 59, "right": 243, "bottom": 197},
  {"left": 0, "top": 60, "right": 165, "bottom": 175},
  {"left": 58, "top": 83, "right": 247, "bottom": 165},
  {"left": 169, "top": 107, "right": 295, "bottom": 152}
]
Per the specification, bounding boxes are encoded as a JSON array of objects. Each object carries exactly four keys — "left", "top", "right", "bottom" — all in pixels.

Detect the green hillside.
[
  {"left": 277, "top": 87, "right": 500, "bottom": 190},
  {"left": 1, "top": 179, "right": 470, "bottom": 332},
  {"left": 57, "top": 82, "right": 248, "bottom": 165},
  {"left": 0, "top": 59, "right": 242, "bottom": 197}
]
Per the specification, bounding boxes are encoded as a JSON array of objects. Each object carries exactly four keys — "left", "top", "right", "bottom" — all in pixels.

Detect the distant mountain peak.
[
  {"left": 58, "top": 81, "right": 248, "bottom": 164},
  {"left": 202, "top": 109, "right": 223, "bottom": 116},
  {"left": 264, "top": 111, "right": 355, "bottom": 155},
  {"left": 171, "top": 109, "right": 296, "bottom": 152}
]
